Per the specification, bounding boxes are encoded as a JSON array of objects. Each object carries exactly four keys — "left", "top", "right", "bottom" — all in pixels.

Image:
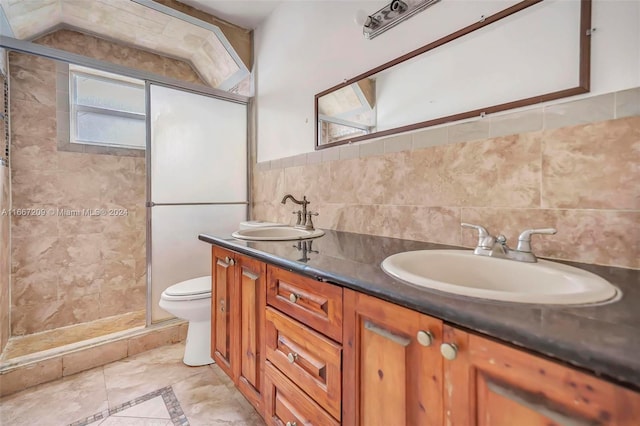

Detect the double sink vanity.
[{"left": 199, "top": 219, "right": 640, "bottom": 425}]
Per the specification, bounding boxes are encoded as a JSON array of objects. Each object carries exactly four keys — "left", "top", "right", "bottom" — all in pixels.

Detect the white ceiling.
[{"left": 179, "top": 0, "right": 282, "bottom": 29}]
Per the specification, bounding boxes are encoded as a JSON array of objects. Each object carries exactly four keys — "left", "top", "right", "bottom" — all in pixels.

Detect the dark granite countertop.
[{"left": 198, "top": 229, "right": 640, "bottom": 390}]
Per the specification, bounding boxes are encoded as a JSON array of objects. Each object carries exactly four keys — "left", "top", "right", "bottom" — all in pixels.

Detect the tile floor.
[{"left": 0, "top": 343, "right": 265, "bottom": 426}]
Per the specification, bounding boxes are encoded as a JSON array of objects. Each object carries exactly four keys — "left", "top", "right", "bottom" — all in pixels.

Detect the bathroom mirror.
[{"left": 315, "top": 0, "right": 591, "bottom": 148}]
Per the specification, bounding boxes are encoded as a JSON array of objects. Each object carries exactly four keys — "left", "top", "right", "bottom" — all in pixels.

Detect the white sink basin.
[
  {"left": 231, "top": 226, "right": 325, "bottom": 241},
  {"left": 381, "top": 250, "right": 618, "bottom": 305}
]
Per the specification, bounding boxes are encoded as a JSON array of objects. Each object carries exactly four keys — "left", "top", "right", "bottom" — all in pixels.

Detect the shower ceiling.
[{"left": 0, "top": 0, "right": 249, "bottom": 91}]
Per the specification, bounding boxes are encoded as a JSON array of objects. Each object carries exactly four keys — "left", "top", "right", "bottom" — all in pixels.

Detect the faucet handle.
[
  {"left": 305, "top": 211, "right": 319, "bottom": 230},
  {"left": 516, "top": 228, "right": 557, "bottom": 253},
  {"left": 292, "top": 210, "right": 302, "bottom": 226},
  {"left": 461, "top": 223, "right": 493, "bottom": 249}
]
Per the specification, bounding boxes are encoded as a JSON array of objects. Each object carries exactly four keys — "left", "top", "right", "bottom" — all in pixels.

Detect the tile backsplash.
[{"left": 253, "top": 88, "right": 640, "bottom": 269}]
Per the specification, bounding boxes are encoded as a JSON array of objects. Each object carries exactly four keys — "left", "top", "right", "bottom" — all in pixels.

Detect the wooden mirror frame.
[{"left": 314, "top": 0, "right": 591, "bottom": 150}]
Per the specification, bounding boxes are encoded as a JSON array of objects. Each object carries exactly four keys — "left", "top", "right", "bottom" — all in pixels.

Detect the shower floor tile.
[
  {"left": 0, "top": 342, "right": 265, "bottom": 426},
  {"left": 1, "top": 310, "right": 146, "bottom": 360}
]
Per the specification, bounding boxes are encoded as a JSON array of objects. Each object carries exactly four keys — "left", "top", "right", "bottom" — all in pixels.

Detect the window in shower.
[{"left": 69, "top": 65, "right": 146, "bottom": 150}]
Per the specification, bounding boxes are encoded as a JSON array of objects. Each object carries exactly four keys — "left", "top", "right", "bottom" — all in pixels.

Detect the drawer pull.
[
  {"left": 440, "top": 343, "right": 458, "bottom": 360},
  {"left": 223, "top": 256, "right": 235, "bottom": 266},
  {"left": 286, "top": 422, "right": 297, "bottom": 426},
  {"left": 287, "top": 352, "right": 298, "bottom": 364},
  {"left": 289, "top": 293, "right": 300, "bottom": 303},
  {"left": 219, "top": 299, "right": 225, "bottom": 313},
  {"left": 417, "top": 330, "right": 434, "bottom": 347},
  {"left": 364, "top": 321, "right": 410, "bottom": 347}
]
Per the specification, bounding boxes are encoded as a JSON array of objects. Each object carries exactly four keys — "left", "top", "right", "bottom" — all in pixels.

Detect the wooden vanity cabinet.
[
  {"left": 442, "top": 326, "right": 640, "bottom": 426},
  {"left": 211, "top": 246, "right": 266, "bottom": 412},
  {"left": 209, "top": 247, "right": 640, "bottom": 426}
]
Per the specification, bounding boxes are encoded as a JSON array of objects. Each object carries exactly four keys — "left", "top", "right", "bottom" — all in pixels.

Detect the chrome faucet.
[
  {"left": 281, "top": 194, "right": 318, "bottom": 230},
  {"left": 461, "top": 223, "right": 557, "bottom": 263}
]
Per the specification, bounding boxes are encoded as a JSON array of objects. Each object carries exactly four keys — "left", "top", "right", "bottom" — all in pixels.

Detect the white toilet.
[{"left": 159, "top": 276, "right": 214, "bottom": 366}]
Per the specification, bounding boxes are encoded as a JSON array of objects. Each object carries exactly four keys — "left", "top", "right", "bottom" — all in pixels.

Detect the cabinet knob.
[
  {"left": 289, "top": 293, "right": 300, "bottom": 303},
  {"left": 224, "top": 256, "right": 235, "bottom": 266},
  {"left": 440, "top": 343, "right": 458, "bottom": 360},
  {"left": 286, "top": 422, "right": 297, "bottom": 426},
  {"left": 219, "top": 299, "right": 225, "bottom": 313},
  {"left": 416, "top": 330, "right": 434, "bottom": 347},
  {"left": 287, "top": 352, "right": 298, "bottom": 364}
]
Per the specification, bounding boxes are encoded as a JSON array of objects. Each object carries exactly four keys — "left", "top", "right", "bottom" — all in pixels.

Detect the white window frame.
[{"left": 69, "top": 65, "right": 146, "bottom": 150}]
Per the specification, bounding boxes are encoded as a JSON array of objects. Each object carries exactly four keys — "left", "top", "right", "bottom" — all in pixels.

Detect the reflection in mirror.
[
  {"left": 316, "top": 0, "right": 590, "bottom": 149},
  {"left": 318, "top": 78, "right": 376, "bottom": 145}
]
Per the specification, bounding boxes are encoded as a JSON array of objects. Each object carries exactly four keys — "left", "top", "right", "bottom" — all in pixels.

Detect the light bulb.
[{"left": 354, "top": 9, "right": 368, "bottom": 26}]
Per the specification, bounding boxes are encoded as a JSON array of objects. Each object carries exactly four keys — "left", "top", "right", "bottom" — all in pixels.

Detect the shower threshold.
[{"left": 1, "top": 311, "right": 146, "bottom": 364}]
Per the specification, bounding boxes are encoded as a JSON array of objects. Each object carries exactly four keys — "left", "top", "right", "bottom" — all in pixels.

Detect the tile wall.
[
  {"left": 1, "top": 162, "right": 9, "bottom": 353},
  {"left": 253, "top": 88, "right": 640, "bottom": 270},
  {"left": 1, "top": 53, "right": 9, "bottom": 354},
  {"left": 35, "top": 29, "right": 205, "bottom": 86},
  {"left": 8, "top": 51, "right": 146, "bottom": 335}
]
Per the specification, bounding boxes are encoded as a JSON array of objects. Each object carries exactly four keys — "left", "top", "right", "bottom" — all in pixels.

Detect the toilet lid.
[{"left": 165, "top": 276, "right": 211, "bottom": 297}]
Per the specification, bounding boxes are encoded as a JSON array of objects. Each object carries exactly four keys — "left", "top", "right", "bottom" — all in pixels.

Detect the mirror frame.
[{"left": 314, "top": 0, "right": 591, "bottom": 150}]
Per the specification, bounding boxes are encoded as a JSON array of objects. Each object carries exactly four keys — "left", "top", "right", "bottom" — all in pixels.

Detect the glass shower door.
[{"left": 148, "top": 83, "right": 247, "bottom": 323}]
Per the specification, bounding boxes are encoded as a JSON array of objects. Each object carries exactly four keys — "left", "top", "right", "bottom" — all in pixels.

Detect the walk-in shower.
[{"left": 0, "top": 42, "right": 249, "bottom": 368}]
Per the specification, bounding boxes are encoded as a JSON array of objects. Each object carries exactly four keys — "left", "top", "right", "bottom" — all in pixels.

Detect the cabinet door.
[
  {"left": 342, "top": 290, "right": 443, "bottom": 426},
  {"left": 443, "top": 325, "right": 640, "bottom": 426},
  {"left": 211, "top": 246, "right": 237, "bottom": 379},
  {"left": 235, "top": 254, "right": 266, "bottom": 412}
]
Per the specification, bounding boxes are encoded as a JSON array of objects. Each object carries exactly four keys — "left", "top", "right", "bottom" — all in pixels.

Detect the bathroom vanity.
[{"left": 199, "top": 229, "right": 640, "bottom": 425}]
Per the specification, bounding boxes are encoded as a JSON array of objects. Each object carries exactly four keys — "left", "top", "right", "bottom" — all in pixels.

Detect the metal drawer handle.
[
  {"left": 287, "top": 352, "right": 298, "bottom": 364},
  {"left": 224, "top": 256, "right": 235, "bottom": 266},
  {"left": 286, "top": 422, "right": 297, "bottom": 426},
  {"left": 289, "top": 293, "right": 300, "bottom": 303}
]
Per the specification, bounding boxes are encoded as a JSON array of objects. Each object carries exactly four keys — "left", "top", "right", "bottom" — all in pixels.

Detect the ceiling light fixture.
[{"left": 363, "top": 0, "right": 441, "bottom": 40}]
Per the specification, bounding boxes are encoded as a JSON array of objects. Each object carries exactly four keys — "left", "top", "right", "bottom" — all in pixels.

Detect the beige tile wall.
[
  {"left": 8, "top": 51, "right": 146, "bottom": 335},
  {"left": 1, "top": 68, "right": 9, "bottom": 353},
  {"left": 253, "top": 89, "right": 640, "bottom": 270},
  {"left": 1, "top": 165, "right": 9, "bottom": 353},
  {"left": 34, "top": 29, "right": 205, "bottom": 85}
]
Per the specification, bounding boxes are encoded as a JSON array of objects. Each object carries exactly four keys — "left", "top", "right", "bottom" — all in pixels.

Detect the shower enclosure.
[
  {"left": 0, "top": 46, "right": 248, "bottom": 364},
  {"left": 147, "top": 83, "right": 247, "bottom": 324}
]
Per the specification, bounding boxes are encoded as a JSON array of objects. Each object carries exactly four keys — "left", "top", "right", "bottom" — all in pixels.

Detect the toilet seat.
[{"left": 161, "top": 276, "right": 211, "bottom": 301}]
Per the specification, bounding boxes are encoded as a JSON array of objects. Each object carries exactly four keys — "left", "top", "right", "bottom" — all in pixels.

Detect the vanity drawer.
[
  {"left": 265, "top": 307, "right": 342, "bottom": 420},
  {"left": 266, "top": 266, "right": 343, "bottom": 343},
  {"left": 264, "top": 361, "right": 339, "bottom": 426}
]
